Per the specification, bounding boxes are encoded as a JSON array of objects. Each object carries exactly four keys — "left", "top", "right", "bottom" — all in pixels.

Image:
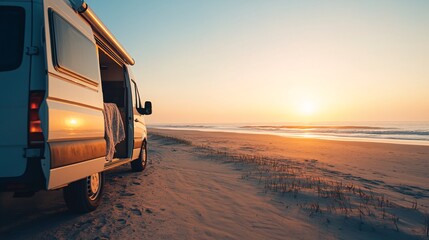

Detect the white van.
[{"left": 0, "top": 0, "right": 152, "bottom": 212}]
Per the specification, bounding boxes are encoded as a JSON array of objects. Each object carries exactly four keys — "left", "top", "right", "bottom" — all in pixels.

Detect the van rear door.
[{"left": 0, "top": 2, "right": 33, "bottom": 178}]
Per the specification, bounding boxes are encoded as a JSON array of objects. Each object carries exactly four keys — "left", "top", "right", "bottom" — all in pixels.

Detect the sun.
[{"left": 298, "top": 101, "right": 316, "bottom": 115}]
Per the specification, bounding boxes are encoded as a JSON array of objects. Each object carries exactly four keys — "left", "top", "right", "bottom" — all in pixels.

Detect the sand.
[
  {"left": 153, "top": 129, "right": 429, "bottom": 204},
  {"left": 0, "top": 129, "right": 428, "bottom": 239}
]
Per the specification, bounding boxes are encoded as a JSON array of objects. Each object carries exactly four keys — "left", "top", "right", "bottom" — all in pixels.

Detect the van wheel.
[
  {"left": 63, "top": 172, "right": 104, "bottom": 213},
  {"left": 131, "top": 142, "right": 147, "bottom": 172}
]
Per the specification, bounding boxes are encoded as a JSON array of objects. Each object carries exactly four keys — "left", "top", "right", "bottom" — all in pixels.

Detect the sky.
[{"left": 86, "top": 0, "right": 429, "bottom": 124}]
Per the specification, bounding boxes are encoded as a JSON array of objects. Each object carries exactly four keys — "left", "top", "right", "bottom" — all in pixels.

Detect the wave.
[
  {"left": 242, "top": 125, "right": 392, "bottom": 130},
  {"left": 243, "top": 125, "right": 429, "bottom": 136},
  {"left": 157, "top": 125, "right": 215, "bottom": 129},
  {"left": 153, "top": 123, "right": 429, "bottom": 143}
]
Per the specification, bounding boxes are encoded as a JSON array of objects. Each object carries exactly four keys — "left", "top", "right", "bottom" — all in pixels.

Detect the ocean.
[{"left": 152, "top": 121, "right": 429, "bottom": 146}]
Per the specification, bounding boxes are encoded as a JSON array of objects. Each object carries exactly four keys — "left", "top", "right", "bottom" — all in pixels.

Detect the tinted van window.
[
  {"left": 51, "top": 11, "right": 100, "bottom": 83},
  {"left": 0, "top": 7, "right": 25, "bottom": 72}
]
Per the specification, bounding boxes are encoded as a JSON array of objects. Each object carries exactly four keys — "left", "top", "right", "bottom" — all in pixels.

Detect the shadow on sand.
[{"left": 0, "top": 166, "right": 134, "bottom": 239}]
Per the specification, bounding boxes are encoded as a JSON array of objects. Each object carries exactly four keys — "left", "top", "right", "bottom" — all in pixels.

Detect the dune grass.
[{"left": 150, "top": 133, "right": 192, "bottom": 145}]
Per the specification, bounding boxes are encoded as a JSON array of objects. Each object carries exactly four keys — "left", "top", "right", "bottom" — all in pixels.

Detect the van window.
[
  {"left": 50, "top": 11, "right": 100, "bottom": 83},
  {"left": 0, "top": 7, "right": 25, "bottom": 72}
]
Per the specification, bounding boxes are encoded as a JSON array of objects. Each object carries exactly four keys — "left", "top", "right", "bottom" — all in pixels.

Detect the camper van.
[{"left": 0, "top": 0, "right": 152, "bottom": 212}]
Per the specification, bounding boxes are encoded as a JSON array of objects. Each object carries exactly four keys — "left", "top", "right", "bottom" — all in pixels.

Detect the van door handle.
[{"left": 134, "top": 119, "right": 139, "bottom": 123}]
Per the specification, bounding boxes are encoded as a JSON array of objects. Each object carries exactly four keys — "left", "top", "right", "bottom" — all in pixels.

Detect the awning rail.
[{"left": 69, "top": 0, "right": 135, "bottom": 66}]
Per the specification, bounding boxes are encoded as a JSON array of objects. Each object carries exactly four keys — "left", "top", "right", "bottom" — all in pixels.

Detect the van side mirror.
[
  {"left": 144, "top": 101, "right": 152, "bottom": 115},
  {"left": 137, "top": 101, "right": 152, "bottom": 115}
]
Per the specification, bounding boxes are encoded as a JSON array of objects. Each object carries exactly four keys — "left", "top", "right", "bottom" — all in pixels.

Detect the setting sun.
[{"left": 298, "top": 101, "right": 317, "bottom": 116}]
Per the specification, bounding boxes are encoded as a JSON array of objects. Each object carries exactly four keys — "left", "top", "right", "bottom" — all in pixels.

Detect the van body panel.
[
  {"left": 0, "top": 147, "right": 27, "bottom": 177},
  {"left": 133, "top": 116, "right": 145, "bottom": 151},
  {"left": 131, "top": 148, "right": 140, "bottom": 160},
  {"left": 48, "top": 156, "right": 105, "bottom": 190},
  {"left": 133, "top": 113, "right": 146, "bottom": 149},
  {"left": 0, "top": 2, "right": 32, "bottom": 177},
  {"left": 29, "top": 0, "right": 46, "bottom": 91},
  {"left": 50, "top": 138, "right": 105, "bottom": 168},
  {"left": 45, "top": 97, "right": 104, "bottom": 141},
  {"left": 43, "top": 0, "right": 105, "bottom": 188}
]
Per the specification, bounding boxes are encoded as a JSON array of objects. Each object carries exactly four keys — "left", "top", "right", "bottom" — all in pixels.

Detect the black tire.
[
  {"left": 63, "top": 172, "right": 104, "bottom": 213},
  {"left": 131, "top": 141, "right": 147, "bottom": 172}
]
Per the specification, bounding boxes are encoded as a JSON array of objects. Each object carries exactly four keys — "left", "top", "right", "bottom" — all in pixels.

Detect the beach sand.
[
  {"left": 0, "top": 129, "right": 428, "bottom": 239},
  {"left": 153, "top": 129, "right": 429, "bottom": 204},
  {"left": 147, "top": 129, "right": 429, "bottom": 239}
]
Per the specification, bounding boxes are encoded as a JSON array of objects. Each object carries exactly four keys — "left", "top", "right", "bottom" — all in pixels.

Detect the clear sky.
[{"left": 86, "top": 0, "right": 429, "bottom": 124}]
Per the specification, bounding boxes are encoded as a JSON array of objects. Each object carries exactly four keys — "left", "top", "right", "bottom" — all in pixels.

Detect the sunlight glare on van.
[{"left": 66, "top": 118, "right": 80, "bottom": 129}]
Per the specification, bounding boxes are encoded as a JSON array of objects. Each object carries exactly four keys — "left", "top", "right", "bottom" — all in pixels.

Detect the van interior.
[{"left": 98, "top": 48, "right": 128, "bottom": 158}]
